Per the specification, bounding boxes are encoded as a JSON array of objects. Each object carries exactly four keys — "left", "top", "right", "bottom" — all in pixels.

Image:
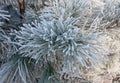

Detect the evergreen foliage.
[{"left": 0, "top": 0, "right": 119, "bottom": 83}]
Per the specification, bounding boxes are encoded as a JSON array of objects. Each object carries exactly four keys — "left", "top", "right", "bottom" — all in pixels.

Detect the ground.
[{"left": 86, "top": 25, "right": 120, "bottom": 83}]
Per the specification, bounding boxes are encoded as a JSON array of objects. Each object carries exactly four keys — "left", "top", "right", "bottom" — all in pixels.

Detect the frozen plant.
[
  {"left": 100, "top": 0, "right": 120, "bottom": 28},
  {"left": 0, "top": 56, "right": 37, "bottom": 83},
  {"left": 0, "top": 0, "right": 112, "bottom": 83},
  {"left": 0, "top": 15, "right": 108, "bottom": 83},
  {"left": 0, "top": 0, "right": 49, "bottom": 7},
  {"left": 40, "top": 0, "right": 105, "bottom": 28},
  {"left": 0, "top": 10, "right": 10, "bottom": 26},
  {"left": 15, "top": 16, "right": 107, "bottom": 80},
  {"left": 0, "top": 28, "right": 17, "bottom": 63}
]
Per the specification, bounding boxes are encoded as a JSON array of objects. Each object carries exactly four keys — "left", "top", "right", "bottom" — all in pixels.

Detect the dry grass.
[{"left": 83, "top": 24, "right": 120, "bottom": 83}]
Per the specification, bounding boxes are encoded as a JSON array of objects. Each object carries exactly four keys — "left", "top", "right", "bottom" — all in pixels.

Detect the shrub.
[
  {"left": 0, "top": 16, "right": 107, "bottom": 83},
  {"left": 0, "top": 10, "right": 10, "bottom": 26},
  {"left": 0, "top": 0, "right": 114, "bottom": 83}
]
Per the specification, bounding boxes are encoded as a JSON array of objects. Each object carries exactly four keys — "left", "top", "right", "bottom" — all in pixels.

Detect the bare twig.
[{"left": 18, "top": 0, "right": 25, "bottom": 19}]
